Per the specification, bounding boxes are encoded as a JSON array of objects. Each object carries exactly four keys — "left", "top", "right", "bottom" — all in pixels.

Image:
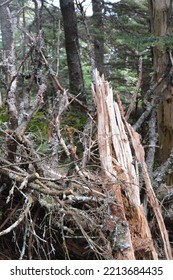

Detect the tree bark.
[
  {"left": 60, "top": 0, "right": 85, "bottom": 101},
  {"left": 92, "top": 0, "right": 104, "bottom": 74},
  {"left": 0, "top": 0, "right": 18, "bottom": 161},
  {"left": 148, "top": 0, "right": 173, "bottom": 183}
]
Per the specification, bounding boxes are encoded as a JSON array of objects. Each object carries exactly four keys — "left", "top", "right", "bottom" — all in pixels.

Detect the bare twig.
[
  {"left": 19, "top": 219, "right": 28, "bottom": 260},
  {"left": 0, "top": 0, "right": 12, "bottom": 7},
  {"left": 0, "top": 196, "right": 33, "bottom": 237}
]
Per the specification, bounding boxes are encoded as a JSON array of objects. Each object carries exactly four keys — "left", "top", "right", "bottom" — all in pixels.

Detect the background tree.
[
  {"left": 92, "top": 0, "right": 104, "bottom": 74},
  {"left": 148, "top": 0, "right": 173, "bottom": 171},
  {"left": 60, "top": 0, "right": 85, "bottom": 101}
]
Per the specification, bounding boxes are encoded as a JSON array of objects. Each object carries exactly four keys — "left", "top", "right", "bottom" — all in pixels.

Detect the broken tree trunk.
[{"left": 92, "top": 70, "right": 172, "bottom": 260}]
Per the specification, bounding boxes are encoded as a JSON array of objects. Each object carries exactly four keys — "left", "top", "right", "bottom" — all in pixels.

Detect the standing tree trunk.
[
  {"left": 148, "top": 0, "right": 173, "bottom": 182},
  {"left": 92, "top": 0, "right": 104, "bottom": 74},
  {"left": 0, "top": 0, "right": 18, "bottom": 162},
  {"left": 60, "top": 0, "right": 85, "bottom": 101}
]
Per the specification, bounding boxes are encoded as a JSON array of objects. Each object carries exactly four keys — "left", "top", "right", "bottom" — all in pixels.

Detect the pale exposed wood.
[
  {"left": 92, "top": 70, "right": 135, "bottom": 259},
  {"left": 92, "top": 69, "right": 160, "bottom": 259},
  {"left": 125, "top": 122, "right": 172, "bottom": 259}
]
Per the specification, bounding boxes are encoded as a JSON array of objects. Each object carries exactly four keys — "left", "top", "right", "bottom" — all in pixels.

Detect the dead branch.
[
  {"left": 16, "top": 82, "right": 47, "bottom": 136},
  {"left": 0, "top": 196, "right": 32, "bottom": 237},
  {"left": 146, "top": 109, "right": 158, "bottom": 178},
  {"left": 153, "top": 147, "right": 173, "bottom": 187},
  {"left": 40, "top": 49, "right": 64, "bottom": 92},
  {"left": 125, "top": 56, "right": 143, "bottom": 120},
  {"left": 133, "top": 72, "right": 167, "bottom": 131},
  {"left": 0, "top": 0, "right": 12, "bottom": 7},
  {"left": 0, "top": 166, "right": 39, "bottom": 184},
  {"left": 133, "top": 102, "right": 153, "bottom": 131}
]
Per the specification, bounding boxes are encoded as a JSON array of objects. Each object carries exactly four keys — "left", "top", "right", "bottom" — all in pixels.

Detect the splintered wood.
[{"left": 92, "top": 69, "right": 172, "bottom": 260}]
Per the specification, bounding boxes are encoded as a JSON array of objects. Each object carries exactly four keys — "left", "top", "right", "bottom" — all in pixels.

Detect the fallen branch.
[{"left": 0, "top": 196, "right": 32, "bottom": 237}]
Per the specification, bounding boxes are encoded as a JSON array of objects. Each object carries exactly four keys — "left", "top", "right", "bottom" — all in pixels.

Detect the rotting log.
[{"left": 92, "top": 69, "right": 172, "bottom": 259}]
